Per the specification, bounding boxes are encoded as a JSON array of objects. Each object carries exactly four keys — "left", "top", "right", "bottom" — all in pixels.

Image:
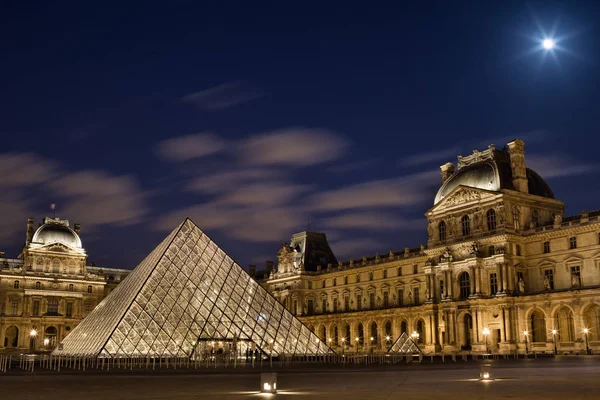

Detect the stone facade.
[
  {"left": 0, "top": 217, "right": 129, "bottom": 352},
  {"left": 264, "top": 139, "right": 600, "bottom": 355}
]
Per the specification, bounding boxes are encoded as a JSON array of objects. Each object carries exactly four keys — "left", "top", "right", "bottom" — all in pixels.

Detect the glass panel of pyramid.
[
  {"left": 53, "top": 219, "right": 333, "bottom": 358},
  {"left": 387, "top": 332, "right": 422, "bottom": 354}
]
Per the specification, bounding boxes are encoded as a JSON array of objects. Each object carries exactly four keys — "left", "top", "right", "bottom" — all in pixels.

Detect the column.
[
  {"left": 430, "top": 314, "right": 437, "bottom": 345},
  {"left": 443, "top": 271, "right": 448, "bottom": 299},
  {"left": 451, "top": 311, "right": 457, "bottom": 345},
  {"left": 497, "top": 264, "right": 504, "bottom": 293},
  {"left": 501, "top": 263, "right": 508, "bottom": 294},
  {"left": 444, "top": 310, "right": 450, "bottom": 345},
  {"left": 447, "top": 271, "right": 453, "bottom": 299},
  {"left": 426, "top": 274, "right": 431, "bottom": 301},
  {"left": 470, "top": 266, "right": 476, "bottom": 296},
  {"left": 475, "top": 266, "right": 481, "bottom": 295}
]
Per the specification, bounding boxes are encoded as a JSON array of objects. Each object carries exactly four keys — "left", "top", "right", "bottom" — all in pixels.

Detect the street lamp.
[
  {"left": 411, "top": 331, "right": 420, "bottom": 342},
  {"left": 482, "top": 327, "right": 490, "bottom": 354},
  {"left": 551, "top": 329, "right": 558, "bottom": 355},
  {"left": 583, "top": 328, "right": 590, "bottom": 355},
  {"left": 523, "top": 331, "right": 529, "bottom": 355},
  {"left": 29, "top": 329, "right": 37, "bottom": 352}
]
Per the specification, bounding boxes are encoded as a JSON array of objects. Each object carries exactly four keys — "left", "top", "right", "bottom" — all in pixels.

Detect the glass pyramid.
[
  {"left": 53, "top": 219, "right": 332, "bottom": 358},
  {"left": 387, "top": 332, "right": 422, "bottom": 354}
]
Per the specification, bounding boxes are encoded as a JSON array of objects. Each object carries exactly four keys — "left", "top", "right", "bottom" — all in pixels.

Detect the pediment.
[
  {"left": 431, "top": 185, "right": 498, "bottom": 212},
  {"left": 36, "top": 242, "right": 80, "bottom": 254}
]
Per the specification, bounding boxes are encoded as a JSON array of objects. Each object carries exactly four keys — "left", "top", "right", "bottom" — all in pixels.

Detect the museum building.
[
  {"left": 264, "top": 139, "right": 600, "bottom": 355},
  {"left": 0, "top": 217, "right": 130, "bottom": 352}
]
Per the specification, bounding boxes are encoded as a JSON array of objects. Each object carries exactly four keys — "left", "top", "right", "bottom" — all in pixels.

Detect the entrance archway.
[
  {"left": 45, "top": 326, "right": 58, "bottom": 350},
  {"left": 4, "top": 326, "right": 18, "bottom": 348}
]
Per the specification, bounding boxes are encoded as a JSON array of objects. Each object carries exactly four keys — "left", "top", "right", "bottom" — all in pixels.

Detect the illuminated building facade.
[
  {"left": 265, "top": 139, "right": 600, "bottom": 355},
  {"left": 0, "top": 217, "right": 129, "bottom": 352}
]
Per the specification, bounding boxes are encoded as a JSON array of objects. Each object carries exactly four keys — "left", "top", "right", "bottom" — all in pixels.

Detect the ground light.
[
  {"left": 261, "top": 372, "right": 277, "bottom": 394},
  {"left": 479, "top": 363, "right": 493, "bottom": 381}
]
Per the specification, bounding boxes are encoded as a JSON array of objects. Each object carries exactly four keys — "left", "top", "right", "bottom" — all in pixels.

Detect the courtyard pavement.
[{"left": 1, "top": 357, "right": 599, "bottom": 399}]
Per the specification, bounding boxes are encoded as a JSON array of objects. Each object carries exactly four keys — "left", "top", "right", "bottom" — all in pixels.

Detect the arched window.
[
  {"left": 370, "top": 322, "right": 378, "bottom": 344},
  {"left": 385, "top": 321, "right": 392, "bottom": 338},
  {"left": 320, "top": 325, "right": 326, "bottom": 341},
  {"left": 438, "top": 221, "right": 447, "bottom": 241},
  {"left": 357, "top": 323, "right": 364, "bottom": 346},
  {"left": 459, "top": 272, "right": 471, "bottom": 300},
  {"left": 583, "top": 305, "right": 600, "bottom": 342},
  {"left": 530, "top": 310, "right": 547, "bottom": 342},
  {"left": 333, "top": 325, "right": 339, "bottom": 345},
  {"left": 345, "top": 325, "right": 351, "bottom": 343},
  {"left": 461, "top": 215, "right": 471, "bottom": 236},
  {"left": 486, "top": 209, "right": 497, "bottom": 231},
  {"left": 401, "top": 320, "right": 408, "bottom": 335},
  {"left": 13, "top": 280, "right": 19, "bottom": 289},
  {"left": 531, "top": 209, "right": 539, "bottom": 227},
  {"left": 87, "top": 285, "right": 93, "bottom": 293},
  {"left": 512, "top": 206, "right": 520, "bottom": 230},
  {"left": 416, "top": 320, "right": 424, "bottom": 344},
  {"left": 557, "top": 307, "right": 575, "bottom": 343}
]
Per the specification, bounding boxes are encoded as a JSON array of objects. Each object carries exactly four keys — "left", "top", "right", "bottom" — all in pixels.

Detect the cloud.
[
  {"left": 239, "top": 128, "right": 349, "bottom": 167},
  {"left": 50, "top": 171, "right": 148, "bottom": 227},
  {"left": 0, "top": 153, "right": 58, "bottom": 187},
  {"left": 219, "top": 182, "right": 313, "bottom": 207},
  {"left": 400, "top": 147, "right": 460, "bottom": 167},
  {"left": 329, "top": 238, "right": 384, "bottom": 260},
  {"left": 153, "top": 203, "right": 305, "bottom": 242},
  {"left": 186, "top": 169, "right": 283, "bottom": 194},
  {"left": 155, "top": 133, "right": 227, "bottom": 162},
  {"left": 181, "top": 81, "right": 262, "bottom": 110},
  {"left": 0, "top": 191, "right": 34, "bottom": 242},
  {"left": 323, "top": 212, "right": 422, "bottom": 231},
  {"left": 311, "top": 170, "right": 439, "bottom": 211},
  {"left": 527, "top": 154, "right": 599, "bottom": 179}
]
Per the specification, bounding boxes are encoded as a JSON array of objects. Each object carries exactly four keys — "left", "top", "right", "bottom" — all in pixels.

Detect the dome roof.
[
  {"left": 434, "top": 148, "right": 554, "bottom": 205},
  {"left": 31, "top": 220, "right": 82, "bottom": 249}
]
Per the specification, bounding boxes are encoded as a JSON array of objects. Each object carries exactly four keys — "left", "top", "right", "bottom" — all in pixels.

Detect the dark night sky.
[{"left": 1, "top": 1, "right": 599, "bottom": 270}]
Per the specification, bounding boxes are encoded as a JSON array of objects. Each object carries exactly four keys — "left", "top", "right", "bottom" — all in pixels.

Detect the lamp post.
[
  {"left": 482, "top": 327, "right": 490, "bottom": 354},
  {"left": 583, "top": 328, "right": 590, "bottom": 355},
  {"left": 523, "top": 331, "right": 529, "bottom": 355},
  {"left": 341, "top": 337, "right": 346, "bottom": 359},
  {"left": 355, "top": 337, "right": 359, "bottom": 353},
  {"left": 551, "top": 329, "right": 558, "bottom": 355},
  {"left": 386, "top": 335, "right": 391, "bottom": 349}
]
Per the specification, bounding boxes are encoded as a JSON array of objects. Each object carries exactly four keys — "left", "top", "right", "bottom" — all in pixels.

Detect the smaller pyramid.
[
  {"left": 387, "top": 332, "right": 422, "bottom": 354},
  {"left": 54, "top": 219, "right": 332, "bottom": 358}
]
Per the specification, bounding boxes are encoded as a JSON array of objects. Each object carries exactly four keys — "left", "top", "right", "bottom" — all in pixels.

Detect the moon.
[{"left": 542, "top": 38, "right": 555, "bottom": 50}]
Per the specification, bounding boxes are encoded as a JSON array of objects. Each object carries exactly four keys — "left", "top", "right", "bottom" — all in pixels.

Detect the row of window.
[
  {"left": 308, "top": 265, "right": 419, "bottom": 289},
  {"left": 313, "top": 320, "right": 425, "bottom": 345},
  {"left": 12, "top": 280, "right": 94, "bottom": 293},
  {"left": 8, "top": 298, "right": 93, "bottom": 317},
  {"left": 438, "top": 209, "right": 498, "bottom": 241},
  {"left": 302, "top": 288, "right": 421, "bottom": 315}
]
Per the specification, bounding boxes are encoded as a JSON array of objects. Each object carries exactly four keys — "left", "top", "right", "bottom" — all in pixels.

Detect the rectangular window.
[
  {"left": 333, "top": 278, "right": 336, "bottom": 287},
  {"left": 413, "top": 264, "right": 418, "bottom": 274},
  {"left": 11, "top": 300, "right": 18, "bottom": 316},
  {"left": 398, "top": 266, "right": 402, "bottom": 276},
  {"left": 344, "top": 276, "right": 348, "bottom": 285},
  {"left": 440, "top": 280, "right": 444, "bottom": 297},
  {"left": 33, "top": 300, "right": 40, "bottom": 316},
  {"left": 48, "top": 298, "right": 59, "bottom": 314},
  {"left": 569, "top": 236, "right": 577, "bottom": 249},
  {"left": 357, "top": 295, "right": 362, "bottom": 310},
  {"left": 66, "top": 302, "right": 73, "bottom": 317},
  {"left": 544, "top": 270, "right": 554, "bottom": 290},
  {"left": 398, "top": 290, "right": 404, "bottom": 306},
  {"left": 383, "top": 292, "right": 389, "bottom": 307},
  {"left": 322, "top": 299, "right": 327, "bottom": 313},
  {"left": 383, "top": 269, "right": 388, "bottom": 279},
  {"left": 333, "top": 298, "right": 338, "bottom": 312},
  {"left": 84, "top": 302, "right": 93, "bottom": 313},
  {"left": 369, "top": 293, "right": 375, "bottom": 309},
  {"left": 571, "top": 266, "right": 581, "bottom": 288},
  {"left": 490, "top": 273, "right": 498, "bottom": 296},
  {"left": 543, "top": 241, "right": 550, "bottom": 254},
  {"left": 87, "top": 285, "right": 93, "bottom": 293},
  {"left": 413, "top": 287, "right": 420, "bottom": 305},
  {"left": 344, "top": 297, "right": 349, "bottom": 312},
  {"left": 307, "top": 299, "right": 314, "bottom": 315}
]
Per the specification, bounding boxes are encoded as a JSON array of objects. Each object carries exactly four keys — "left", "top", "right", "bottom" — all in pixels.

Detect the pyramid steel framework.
[
  {"left": 387, "top": 332, "right": 422, "bottom": 354},
  {"left": 53, "top": 219, "right": 333, "bottom": 358}
]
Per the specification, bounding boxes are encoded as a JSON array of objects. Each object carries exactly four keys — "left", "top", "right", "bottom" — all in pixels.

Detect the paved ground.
[{"left": 1, "top": 357, "right": 599, "bottom": 399}]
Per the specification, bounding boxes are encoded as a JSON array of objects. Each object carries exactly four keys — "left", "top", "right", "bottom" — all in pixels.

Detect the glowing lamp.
[
  {"left": 261, "top": 372, "right": 277, "bottom": 394},
  {"left": 480, "top": 363, "right": 494, "bottom": 381},
  {"left": 583, "top": 328, "right": 589, "bottom": 334},
  {"left": 29, "top": 329, "right": 37, "bottom": 337},
  {"left": 43, "top": 338, "right": 50, "bottom": 346}
]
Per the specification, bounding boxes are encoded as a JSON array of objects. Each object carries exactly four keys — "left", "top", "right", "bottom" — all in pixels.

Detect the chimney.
[
  {"left": 265, "top": 261, "right": 274, "bottom": 274},
  {"left": 440, "top": 162, "right": 455, "bottom": 184},
  {"left": 74, "top": 223, "right": 81, "bottom": 235},
  {"left": 507, "top": 139, "right": 528, "bottom": 193},
  {"left": 248, "top": 265, "right": 256, "bottom": 278},
  {"left": 25, "top": 217, "right": 35, "bottom": 246}
]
